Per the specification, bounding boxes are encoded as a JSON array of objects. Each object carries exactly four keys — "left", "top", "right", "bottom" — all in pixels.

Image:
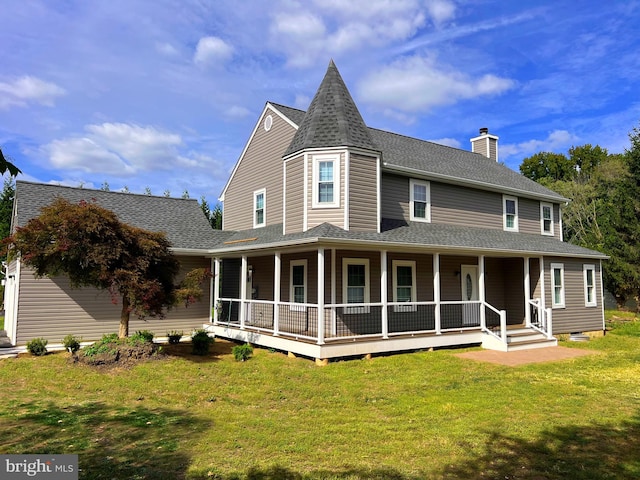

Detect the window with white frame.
[
  {"left": 343, "top": 258, "right": 369, "bottom": 314},
  {"left": 503, "top": 195, "right": 518, "bottom": 231},
  {"left": 253, "top": 189, "right": 266, "bottom": 228},
  {"left": 290, "top": 260, "right": 307, "bottom": 311},
  {"left": 410, "top": 179, "right": 430, "bottom": 222},
  {"left": 393, "top": 260, "right": 417, "bottom": 312},
  {"left": 551, "top": 263, "right": 565, "bottom": 308},
  {"left": 541, "top": 202, "right": 554, "bottom": 236},
  {"left": 583, "top": 264, "right": 597, "bottom": 307},
  {"left": 312, "top": 155, "right": 340, "bottom": 208}
]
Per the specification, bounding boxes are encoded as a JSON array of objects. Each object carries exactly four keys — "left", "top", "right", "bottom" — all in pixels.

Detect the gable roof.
[
  {"left": 13, "top": 181, "right": 228, "bottom": 251},
  {"left": 284, "top": 60, "right": 377, "bottom": 157}
]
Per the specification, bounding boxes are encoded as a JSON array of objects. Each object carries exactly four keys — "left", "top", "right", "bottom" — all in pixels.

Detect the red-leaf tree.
[{"left": 7, "top": 198, "right": 193, "bottom": 338}]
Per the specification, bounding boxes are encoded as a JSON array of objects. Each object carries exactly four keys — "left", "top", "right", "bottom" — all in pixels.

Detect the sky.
[{"left": 1, "top": 0, "right": 640, "bottom": 206}]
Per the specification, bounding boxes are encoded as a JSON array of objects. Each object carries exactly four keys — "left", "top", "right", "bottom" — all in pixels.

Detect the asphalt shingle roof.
[
  {"left": 209, "top": 221, "right": 606, "bottom": 259},
  {"left": 284, "top": 60, "right": 377, "bottom": 157},
  {"left": 14, "top": 181, "right": 229, "bottom": 250}
]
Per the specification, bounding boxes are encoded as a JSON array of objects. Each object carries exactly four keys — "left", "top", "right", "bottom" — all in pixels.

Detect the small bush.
[
  {"left": 83, "top": 333, "right": 119, "bottom": 357},
  {"left": 129, "top": 330, "right": 154, "bottom": 346},
  {"left": 26, "top": 338, "right": 48, "bottom": 356},
  {"left": 62, "top": 334, "right": 81, "bottom": 354},
  {"left": 232, "top": 343, "right": 253, "bottom": 362},
  {"left": 167, "top": 330, "right": 183, "bottom": 344},
  {"left": 191, "top": 329, "right": 214, "bottom": 356}
]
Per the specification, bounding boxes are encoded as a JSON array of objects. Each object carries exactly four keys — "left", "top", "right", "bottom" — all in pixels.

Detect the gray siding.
[
  {"left": 431, "top": 183, "right": 502, "bottom": 229},
  {"left": 544, "top": 257, "right": 604, "bottom": 333},
  {"left": 348, "top": 153, "right": 378, "bottom": 232},
  {"left": 440, "top": 255, "right": 478, "bottom": 301},
  {"left": 336, "top": 250, "right": 381, "bottom": 303},
  {"left": 386, "top": 253, "right": 433, "bottom": 301},
  {"left": 248, "top": 255, "right": 275, "bottom": 301},
  {"left": 554, "top": 204, "right": 562, "bottom": 240},
  {"left": 284, "top": 156, "right": 304, "bottom": 234},
  {"left": 381, "top": 173, "right": 409, "bottom": 221},
  {"left": 223, "top": 108, "right": 296, "bottom": 231},
  {"left": 472, "top": 138, "right": 488, "bottom": 157},
  {"left": 519, "top": 198, "right": 540, "bottom": 235},
  {"left": 15, "top": 256, "right": 212, "bottom": 345},
  {"left": 307, "top": 152, "right": 345, "bottom": 230}
]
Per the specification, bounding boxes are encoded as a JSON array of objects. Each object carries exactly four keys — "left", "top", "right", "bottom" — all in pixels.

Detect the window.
[
  {"left": 312, "top": 155, "right": 340, "bottom": 208},
  {"left": 503, "top": 195, "right": 518, "bottom": 231},
  {"left": 393, "top": 260, "right": 417, "bottom": 312},
  {"left": 253, "top": 189, "right": 266, "bottom": 228},
  {"left": 343, "top": 258, "right": 369, "bottom": 314},
  {"left": 551, "top": 263, "right": 565, "bottom": 308},
  {"left": 584, "top": 264, "right": 597, "bottom": 307},
  {"left": 410, "top": 179, "right": 430, "bottom": 222},
  {"left": 541, "top": 202, "right": 554, "bottom": 236},
  {"left": 290, "top": 260, "right": 307, "bottom": 311}
]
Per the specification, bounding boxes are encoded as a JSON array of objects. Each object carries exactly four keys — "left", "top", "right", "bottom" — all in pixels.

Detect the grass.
[{"left": 0, "top": 313, "right": 639, "bottom": 479}]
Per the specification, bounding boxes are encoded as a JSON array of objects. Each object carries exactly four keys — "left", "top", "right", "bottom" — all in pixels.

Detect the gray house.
[
  {"left": 4, "top": 61, "right": 607, "bottom": 362},
  {"left": 207, "top": 61, "right": 607, "bottom": 363},
  {"left": 3, "top": 182, "right": 220, "bottom": 347}
]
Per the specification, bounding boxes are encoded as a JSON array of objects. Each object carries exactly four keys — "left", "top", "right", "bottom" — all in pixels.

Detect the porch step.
[
  {"left": 483, "top": 327, "right": 557, "bottom": 352},
  {"left": 0, "top": 330, "right": 13, "bottom": 348}
]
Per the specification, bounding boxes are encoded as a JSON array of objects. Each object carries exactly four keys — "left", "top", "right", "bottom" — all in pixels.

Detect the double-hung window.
[
  {"left": 583, "top": 264, "right": 597, "bottom": 307},
  {"left": 393, "top": 260, "right": 417, "bottom": 312},
  {"left": 503, "top": 195, "right": 518, "bottom": 231},
  {"left": 410, "top": 179, "right": 430, "bottom": 222},
  {"left": 290, "top": 260, "right": 307, "bottom": 311},
  {"left": 551, "top": 263, "right": 565, "bottom": 308},
  {"left": 253, "top": 189, "right": 265, "bottom": 228},
  {"left": 312, "top": 155, "right": 340, "bottom": 208},
  {"left": 343, "top": 258, "right": 369, "bottom": 314},
  {"left": 541, "top": 202, "right": 554, "bottom": 236}
]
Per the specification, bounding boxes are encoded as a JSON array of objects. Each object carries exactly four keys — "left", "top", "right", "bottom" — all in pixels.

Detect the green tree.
[
  {"left": 0, "top": 147, "right": 21, "bottom": 177},
  {"left": 8, "top": 198, "right": 207, "bottom": 337},
  {"left": 199, "top": 196, "right": 223, "bottom": 230},
  {"left": 0, "top": 179, "right": 15, "bottom": 251},
  {"left": 519, "top": 152, "right": 575, "bottom": 183},
  {"left": 568, "top": 144, "right": 608, "bottom": 177}
]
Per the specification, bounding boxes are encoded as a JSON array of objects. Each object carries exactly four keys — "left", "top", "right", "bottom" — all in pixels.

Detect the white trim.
[
  {"left": 409, "top": 179, "right": 431, "bottom": 223},
  {"left": 274, "top": 252, "right": 281, "bottom": 335},
  {"left": 503, "top": 195, "right": 519, "bottom": 232},
  {"left": 392, "top": 260, "right": 417, "bottom": 312},
  {"left": 311, "top": 154, "right": 341, "bottom": 209},
  {"left": 342, "top": 257, "right": 370, "bottom": 314},
  {"left": 550, "top": 262, "right": 565, "bottom": 308},
  {"left": 317, "top": 248, "right": 325, "bottom": 344},
  {"left": 290, "top": 259, "right": 307, "bottom": 311},
  {"left": 220, "top": 103, "right": 297, "bottom": 201},
  {"left": 376, "top": 155, "right": 381, "bottom": 233},
  {"left": 282, "top": 160, "right": 287, "bottom": 235},
  {"left": 599, "top": 259, "right": 605, "bottom": 330},
  {"left": 303, "top": 152, "right": 309, "bottom": 231},
  {"left": 263, "top": 114, "right": 273, "bottom": 131},
  {"left": 540, "top": 202, "right": 554, "bottom": 236},
  {"left": 211, "top": 257, "right": 217, "bottom": 323},
  {"left": 253, "top": 188, "right": 266, "bottom": 228},
  {"left": 344, "top": 151, "right": 350, "bottom": 230},
  {"left": 381, "top": 250, "right": 388, "bottom": 337},
  {"left": 583, "top": 264, "right": 597, "bottom": 307},
  {"left": 559, "top": 205, "right": 564, "bottom": 241}
]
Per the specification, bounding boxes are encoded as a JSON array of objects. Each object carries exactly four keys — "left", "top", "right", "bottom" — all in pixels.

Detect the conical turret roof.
[{"left": 284, "top": 60, "right": 377, "bottom": 156}]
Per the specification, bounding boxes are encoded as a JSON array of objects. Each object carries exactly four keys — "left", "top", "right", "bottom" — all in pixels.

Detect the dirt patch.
[
  {"left": 72, "top": 341, "right": 166, "bottom": 370},
  {"left": 456, "top": 346, "right": 599, "bottom": 366}
]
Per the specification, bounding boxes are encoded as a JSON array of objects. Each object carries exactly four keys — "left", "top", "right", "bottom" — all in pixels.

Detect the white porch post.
[
  {"left": 274, "top": 251, "right": 281, "bottom": 336},
  {"left": 240, "top": 255, "right": 247, "bottom": 329},
  {"left": 539, "top": 256, "right": 546, "bottom": 309},
  {"left": 212, "top": 257, "right": 220, "bottom": 324},
  {"left": 479, "top": 255, "right": 486, "bottom": 330},
  {"left": 381, "top": 250, "right": 388, "bottom": 339},
  {"left": 331, "top": 248, "right": 336, "bottom": 335},
  {"left": 317, "top": 248, "right": 325, "bottom": 345},
  {"left": 524, "top": 257, "right": 531, "bottom": 327},
  {"left": 434, "top": 253, "right": 441, "bottom": 335}
]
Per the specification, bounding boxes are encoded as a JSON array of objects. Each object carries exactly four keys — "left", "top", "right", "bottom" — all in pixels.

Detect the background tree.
[
  {"left": 0, "top": 179, "right": 15, "bottom": 255},
  {"left": 0, "top": 147, "right": 21, "bottom": 177},
  {"left": 519, "top": 152, "right": 576, "bottom": 183},
  {"left": 199, "top": 196, "right": 223, "bottom": 230},
  {"left": 7, "top": 198, "right": 209, "bottom": 337}
]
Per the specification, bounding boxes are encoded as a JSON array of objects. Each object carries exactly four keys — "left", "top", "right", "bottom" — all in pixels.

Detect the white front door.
[{"left": 461, "top": 265, "right": 479, "bottom": 326}]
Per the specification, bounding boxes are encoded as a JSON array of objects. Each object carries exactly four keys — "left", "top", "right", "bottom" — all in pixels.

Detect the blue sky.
[{"left": 1, "top": 0, "right": 639, "bottom": 205}]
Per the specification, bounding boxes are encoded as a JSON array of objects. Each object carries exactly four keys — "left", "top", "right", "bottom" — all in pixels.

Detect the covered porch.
[{"left": 208, "top": 246, "right": 555, "bottom": 362}]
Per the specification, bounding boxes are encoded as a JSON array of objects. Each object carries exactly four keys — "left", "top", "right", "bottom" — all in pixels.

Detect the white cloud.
[
  {"left": 194, "top": 36, "right": 234, "bottom": 66},
  {"left": 425, "top": 0, "right": 456, "bottom": 26},
  {"left": 156, "top": 42, "right": 179, "bottom": 56},
  {"left": 0, "top": 76, "right": 66, "bottom": 109},
  {"left": 358, "top": 55, "right": 514, "bottom": 113},
  {"left": 225, "top": 105, "right": 252, "bottom": 118},
  {"left": 428, "top": 137, "right": 461, "bottom": 148},
  {"left": 500, "top": 130, "right": 579, "bottom": 158}
]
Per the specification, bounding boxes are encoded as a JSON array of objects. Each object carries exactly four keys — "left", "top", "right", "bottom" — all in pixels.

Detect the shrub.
[
  {"left": 191, "top": 329, "right": 214, "bottom": 355},
  {"left": 167, "top": 330, "right": 183, "bottom": 344},
  {"left": 232, "top": 343, "right": 253, "bottom": 362},
  {"left": 129, "top": 330, "right": 154, "bottom": 345},
  {"left": 62, "top": 334, "right": 81, "bottom": 354},
  {"left": 26, "top": 338, "right": 48, "bottom": 356},
  {"left": 82, "top": 333, "right": 119, "bottom": 357}
]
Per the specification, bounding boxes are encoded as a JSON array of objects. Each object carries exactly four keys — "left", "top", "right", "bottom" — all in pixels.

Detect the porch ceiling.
[{"left": 208, "top": 220, "right": 607, "bottom": 259}]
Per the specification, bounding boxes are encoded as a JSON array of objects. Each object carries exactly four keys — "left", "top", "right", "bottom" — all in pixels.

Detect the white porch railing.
[
  {"left": 527, "top": 298, "right": 554, "bottom": 339},
  {"left": 215, "top": 298, "right": 508, "bottom": 345}
]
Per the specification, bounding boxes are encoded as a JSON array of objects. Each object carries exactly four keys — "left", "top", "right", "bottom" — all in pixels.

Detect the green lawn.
[{"left": 1, "top": 314, "right": 639, "bottom": 479}]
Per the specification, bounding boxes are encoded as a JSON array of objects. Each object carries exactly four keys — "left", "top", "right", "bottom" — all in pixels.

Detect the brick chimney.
[{"left": 470, "top": 127, "right": 499, "bottom": 162}]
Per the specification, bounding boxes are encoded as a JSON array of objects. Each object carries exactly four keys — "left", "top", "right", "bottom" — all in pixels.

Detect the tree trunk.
[{"left": 119, "top": 295, "right": 130, "bottom": 338}]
